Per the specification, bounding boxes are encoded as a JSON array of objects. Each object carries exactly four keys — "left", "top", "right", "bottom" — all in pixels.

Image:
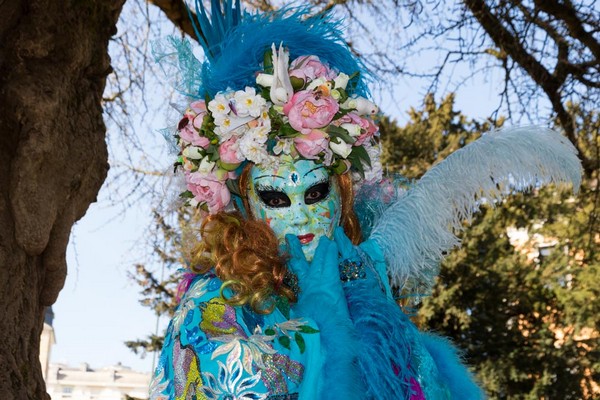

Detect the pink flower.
[
  {"left": 186, "top": 171, "right": 231, "bottom": 213},
  {"left": 338, "top": 112, "right": 379, "bottom": 146},
  {"left": 284, "top": 90, "right": 339, "bottom": 134},
  {"left": 294, "top": 129, "right": 329, "bottom": 159},
  {"left": 179, "top": 121, "right": 210, "bottom": 148},
  {"left": 218, "top": 137, "right": 244, "bottom": 164},
  {"left": 289, "top": 55, "right": 336, "bottom": 81},
  {"left": 190, "top": 100, "right": 206, "bottom": 114}
]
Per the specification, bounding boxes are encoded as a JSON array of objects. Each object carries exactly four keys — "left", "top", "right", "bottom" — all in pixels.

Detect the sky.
[{"left": 48, "top": 1, "right": 526, "bottom": 376}]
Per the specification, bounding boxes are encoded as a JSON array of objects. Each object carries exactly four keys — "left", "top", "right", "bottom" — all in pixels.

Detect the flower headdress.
[{"left": 159, "top": 1, "right": 383, "bottom": 213}]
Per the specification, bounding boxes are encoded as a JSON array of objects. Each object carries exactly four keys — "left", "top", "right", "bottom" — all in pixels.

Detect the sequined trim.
[
  {"left": 267, "top": 394, "right": 299, "bottom": 400},
  {"left": 283, "top": 271, "right": 300, "bottom": 297},
  {"left": 261, "top": 354, "right": 304, "bottom": 394},
  {"left": 339, "top": 259, "right": 366, "bottom": 282}
]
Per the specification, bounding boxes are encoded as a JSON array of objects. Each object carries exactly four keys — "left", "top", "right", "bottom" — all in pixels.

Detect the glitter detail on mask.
[{"left": 260, "top": 353, "right": 304, "bottom": 394}]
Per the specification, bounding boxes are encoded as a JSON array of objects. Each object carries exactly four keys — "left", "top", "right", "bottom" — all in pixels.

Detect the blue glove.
[{"left": 286, "top": 234, "right": 350, "bottom": 319}]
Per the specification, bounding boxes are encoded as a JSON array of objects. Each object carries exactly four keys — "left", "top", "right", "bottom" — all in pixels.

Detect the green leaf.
[
  {"left": 290, "top": 76, "right": 305, "bottom": 91},
  {"left": 351, "top": 145, "right": 371, "bottom": 167},
  {"left": 295, "top": 332, "right": 306, "bottom": 354},
  {"left": 278, "top": 335, "right": 291, "bottom": 350},
  {"left": 264, "top": 328, "right": 276, "bottom": 336},
  {"left": 179, "top": 190, "right": 194, "bottom": 199},
  {"left": 263, "top": 49, "right": 273, "bottom": 73},
  {"left": 299, "top": 325, "right": 319, "bottom": 334},
  {"left": 337, "top": 88, "right": 348, "bottom": 103},
  {"left": 347, "top": 152, "right": 365, "bottom": 176},
  {"left": 278, "top": 123, "right": 301, "bottom": 138},
  {"left": 327, "top": 125, "right": 356, "bottom": 144}
]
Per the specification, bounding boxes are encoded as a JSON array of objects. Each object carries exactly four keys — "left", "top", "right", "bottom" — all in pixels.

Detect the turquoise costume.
[
  {"left": 149, "top": 234, "right": 482, "bottom": 399},
  {"left": 149, "top": 1, "right": 582, "bottom": 398}
]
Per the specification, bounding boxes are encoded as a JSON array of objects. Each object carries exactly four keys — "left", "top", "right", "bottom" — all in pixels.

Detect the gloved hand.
[
  {"left": 333, "top": 227, "right": 382, "bottom": 286},
  {"left": 286, "top": 234, "right": 350, "bottom": 319}
]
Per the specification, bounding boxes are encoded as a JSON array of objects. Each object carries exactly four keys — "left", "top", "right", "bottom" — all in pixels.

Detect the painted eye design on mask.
[
  {"left": 305, "top": 180, "right": 330, "bottom": 205},
  {"left": 256, "top": 186, "right": 292, "bottom": 208}
]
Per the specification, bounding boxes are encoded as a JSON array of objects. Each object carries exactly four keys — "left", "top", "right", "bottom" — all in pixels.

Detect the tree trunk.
[{"left": 0, "top": 0, "right": 125, "bottom": 398}]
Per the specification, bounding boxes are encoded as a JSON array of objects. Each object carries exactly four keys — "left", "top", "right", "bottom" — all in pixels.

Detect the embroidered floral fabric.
[{"left": 150, "top": 273, "right": 321, "bottom": 400}]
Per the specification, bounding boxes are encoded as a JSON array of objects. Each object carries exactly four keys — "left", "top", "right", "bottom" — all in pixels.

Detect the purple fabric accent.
[
  {"left": 409, "top": 377, "right": 425, "bottom": 400},
  {"left": 175, "top": 273, "right": 197, "bottom": 303}
]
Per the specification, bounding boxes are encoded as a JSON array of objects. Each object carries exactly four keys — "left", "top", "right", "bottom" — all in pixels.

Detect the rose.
[
  {"left": 293, "top": 129, "right": 329, "bottom": 159},
  {"left": 283, "top": 90, "right": 339, "bottom": 134},
  {"left": 190, "top": 100, "right": 207, "bottom": 114},
  {"left": 289, "top": 55, "right": 336, "bottom": 81},
  {"left": 219, "top": 137, "right": 244, "bottom": 165},
  {"left": 186, "top": 171, "right": 231, "bottom": 213},
  {"left": 333, "top": 73, "right": 350, "bottom": 90},
  {"left": 178, "top": 103, "right": 210, "bottom": 147},
  {"left": 329, "top": 138, "right": 353, "bottom": 158},
  {"left": 338, "top": 112, "right": 379, "bottom": 146}
]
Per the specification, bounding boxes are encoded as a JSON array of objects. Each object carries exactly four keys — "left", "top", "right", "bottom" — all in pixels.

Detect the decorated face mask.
[{"left": 247, "top": 159, "right": 342, "bottom": 260}]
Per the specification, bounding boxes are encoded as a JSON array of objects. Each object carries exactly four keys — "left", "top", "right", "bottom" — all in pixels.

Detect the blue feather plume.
[
  {"left": 188, "top": 3, "right": 370, "bottom": 97},
  {"left": 189, "top": 0, "right": 242, "bottom": 62},
  {"left": 155, "top": 4, "right": 370, "bottom": 100},
  {"left": 369, "top": 126, "right": 582, "bottom": 293},
  {"left": 420, "top": 334, "right": 484, "bottom": 399},
  {"left": 345, "top": 277, "right": 418, "bottom": 399}
]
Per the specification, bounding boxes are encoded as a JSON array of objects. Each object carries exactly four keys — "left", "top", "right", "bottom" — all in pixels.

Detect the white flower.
[
  {"left": 331, "top": 89, "right": 341, "bottom": 100},
  {"left": 213, "top": 113, "right": 231, "bottom": 128},
  {"left": 329, "top": 138, "right": 353, "bottom": 158},
  {"left": 259, "top": 155, "right": 280, "bottom": 170},
  {"left": 341, "top": 97, "right": 357, "bottom": 110},
  {"left": 233, "top": 87, "right": 265, "bottom": 118},
  {"left": 341, "top": 123, "right": 362, "bottom": 137},
  {"left": 198, "top": 157, "right": 216, "bottom": 174},
  {"left": 215, "top": 114, "right": 254, "bottom": 133},
  {"left": 256, "top": 73, "right": 274, "bottom": 87},
  {"left": 208, "top": 93, "right": 231, "bottom": 116},
  {"left": 269, "top": 43, "right": 294, "bottom": 105},
  {"left": 334, "top": 72, "right": 350, "bottom": 89},
  {"left": 182, "top": 146, "right": 204, "bottom": 159},
  {"left": 239, "top": 135, "right": 269, "bottom": 164},
  {"left": 247, "top": 125, "right": 270, "bottom": 144},
  {"left": 273, "top": 138, "right": 293, "bottom": 155}
]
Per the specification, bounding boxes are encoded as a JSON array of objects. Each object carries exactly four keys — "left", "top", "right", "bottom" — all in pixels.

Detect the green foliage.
[{"left": 382, "top": 95, "right": 599, "bottom": 399}]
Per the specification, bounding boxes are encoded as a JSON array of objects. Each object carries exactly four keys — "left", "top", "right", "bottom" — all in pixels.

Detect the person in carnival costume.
[{"left": 150, "top": 1, "right": 582, "bottom": 399}]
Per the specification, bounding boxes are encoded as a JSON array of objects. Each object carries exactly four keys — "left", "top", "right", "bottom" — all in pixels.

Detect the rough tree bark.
[{"left": 0, "top": 0, "right": 125, "bottom": 398}]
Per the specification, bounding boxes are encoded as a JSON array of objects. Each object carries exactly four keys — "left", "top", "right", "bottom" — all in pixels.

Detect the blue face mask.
[{"left": 247, "top": 159, "right": 342, "bottom": 260}]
